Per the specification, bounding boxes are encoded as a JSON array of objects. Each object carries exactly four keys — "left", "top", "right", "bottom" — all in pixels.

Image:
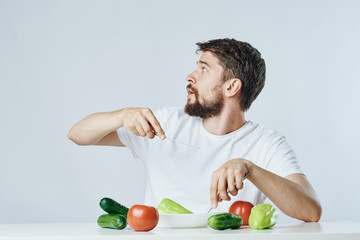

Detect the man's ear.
[{"left": 224, "top": 78, "right": 242, "bottom": 97}]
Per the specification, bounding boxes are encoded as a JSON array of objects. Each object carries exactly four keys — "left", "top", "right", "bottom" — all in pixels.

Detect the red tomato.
[
  {"left": 127, "top": 205, "right": 159, "bottom": 231},
  {"left": 229, "top": 201, "right": 254, "bottom": 225}
]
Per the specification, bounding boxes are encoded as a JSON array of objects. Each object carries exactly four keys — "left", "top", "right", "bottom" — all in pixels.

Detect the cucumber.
[
  {"left": 97, "top": 213, "right": 127, "bottom": 230},
  {"left": 99, "top": 197, "right": 129, "bottom": 218},
  {"left": 208, "top": 213, "right": 243, "bottom": 230}
]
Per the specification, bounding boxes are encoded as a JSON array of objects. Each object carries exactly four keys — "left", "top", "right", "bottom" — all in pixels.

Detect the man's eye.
[{"left": 201, "top": 67, "right": 207, "bottom": 72}]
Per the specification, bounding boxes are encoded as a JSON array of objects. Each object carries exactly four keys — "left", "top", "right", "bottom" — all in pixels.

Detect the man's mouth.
[
  {"left": 186, "top": 84, "right": 196, "bottom": 94},
  {"left": 187, "top": 87, "right": 195, "bottom": 99},
  {"left": 187, "top": 88, "right": 194, "bottom": 95}
]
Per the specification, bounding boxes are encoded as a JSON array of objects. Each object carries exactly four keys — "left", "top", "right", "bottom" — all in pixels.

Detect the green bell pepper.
[
  {"left": 157, "top": 198, "right": 193, "bottom": 214},
  {"left": 248, "top": 203, "right": 278, "bottom": 229}
]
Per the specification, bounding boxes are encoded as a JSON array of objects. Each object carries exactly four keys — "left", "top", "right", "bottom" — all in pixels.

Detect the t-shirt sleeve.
[
  {"left": 116, "top": 108, "right": 167, "bottom": 159},
  {"left": 116, "top": 127, "right": 149, "bottom": 159},
  {"left": 266, "top": 136, "right": 303, "bottom": 177}
]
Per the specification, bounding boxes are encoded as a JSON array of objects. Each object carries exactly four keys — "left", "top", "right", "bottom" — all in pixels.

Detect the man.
[{"left": 68, "top": 38, "right": 321, "bottom": 222}]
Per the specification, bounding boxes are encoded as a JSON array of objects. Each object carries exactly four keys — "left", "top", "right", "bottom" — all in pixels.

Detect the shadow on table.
[
  {"left": 257, "top": 222, "right": 322, "bottom": 234},
  {"left": 97, "top": 226, "right": 156, "bottom": 236}
]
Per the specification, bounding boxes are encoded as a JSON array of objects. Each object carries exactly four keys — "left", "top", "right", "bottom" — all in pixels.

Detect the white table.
[{"left": 0, "top": 221, "right": 359, "bottom": 240}]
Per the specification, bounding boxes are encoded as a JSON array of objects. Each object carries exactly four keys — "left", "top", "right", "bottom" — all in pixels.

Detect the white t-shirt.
[{"left": 117, "top": 107, "right": 303, "bottom": 213}]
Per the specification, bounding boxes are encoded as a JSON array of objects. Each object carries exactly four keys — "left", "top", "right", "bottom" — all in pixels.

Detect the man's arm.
[
  {"left": 68, "top": 108, "right": 166, "bottom": 146},
  {"left": 210, "top": 158, "right": 322, "bottom": 222}
]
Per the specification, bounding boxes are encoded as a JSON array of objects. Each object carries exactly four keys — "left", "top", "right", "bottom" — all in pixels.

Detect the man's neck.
[{"left": 202, "top": 105, "right": 246, "bottom": 135}]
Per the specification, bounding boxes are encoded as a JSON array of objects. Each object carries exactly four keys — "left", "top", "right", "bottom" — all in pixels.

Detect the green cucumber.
[
  {"left": 97, "top": 213, "right": 127, "bottom": 230},
  {"left": 99, "top": 197, "right": 129, "bottom": 218},
  {"left": 208, "top": 213, "right": 243, "bottom": 230}
]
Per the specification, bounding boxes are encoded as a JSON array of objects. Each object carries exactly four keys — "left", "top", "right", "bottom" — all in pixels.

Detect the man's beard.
[{"left": 184, "top": 84, "right": 224, "bottom": 119}]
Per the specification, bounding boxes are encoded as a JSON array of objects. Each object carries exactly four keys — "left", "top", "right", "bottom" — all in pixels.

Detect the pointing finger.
[{"left": 144, "top": 109, "right": 165, "bottom": 139}]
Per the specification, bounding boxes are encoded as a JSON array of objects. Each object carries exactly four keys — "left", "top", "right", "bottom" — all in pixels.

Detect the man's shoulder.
[
  {"left": 153, "top": 106, "right": 199, "bottom": 130},
  {"left": 155, "top": 106, "right": 182, "bottom": 115},
  {"left": 238, "top": 121, "right": 291, "bottom": 159},
  {"left": 154, "top": 106, "right": 194, "bottom": 121},
  {"left": 245, "top": 121, "right": 285, "bottom": 142}
]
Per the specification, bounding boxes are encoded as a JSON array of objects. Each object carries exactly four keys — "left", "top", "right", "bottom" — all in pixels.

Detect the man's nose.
[{"left": 186, "top": 71, "right": 197, "bottom": 84}]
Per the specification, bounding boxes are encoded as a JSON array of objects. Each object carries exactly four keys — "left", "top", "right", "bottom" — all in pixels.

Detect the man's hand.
[
  {"left": 210, "top": 158, "right": 322, "bottom": 222},
  {"left": 210, "top": 158, "right": 250, "bottom": 209},
  {"left": 120, "top": 108, "right": 166, "bottom": 140}
]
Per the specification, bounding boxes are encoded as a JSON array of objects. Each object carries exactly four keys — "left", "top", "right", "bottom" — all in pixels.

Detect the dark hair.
[{"left": 196, "top": 38, "right": 266, "bottom": 111}]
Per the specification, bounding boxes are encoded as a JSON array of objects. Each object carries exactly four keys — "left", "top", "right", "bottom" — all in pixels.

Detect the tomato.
[
  {"left": 229, "top": 201, "right": 254, "bottom": 225},
  {"left": 127, "top": 204, "right": 159, "bottom": 231}
]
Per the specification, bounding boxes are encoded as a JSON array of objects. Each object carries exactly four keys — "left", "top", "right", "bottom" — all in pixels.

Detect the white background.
[{"left": 1, "top": 0, "right": 359, "bottom": 224}]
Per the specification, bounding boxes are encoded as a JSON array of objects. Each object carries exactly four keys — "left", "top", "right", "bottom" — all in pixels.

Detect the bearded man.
[{"left": 68, "top": 38, "right": 321, "bottom": 222}]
